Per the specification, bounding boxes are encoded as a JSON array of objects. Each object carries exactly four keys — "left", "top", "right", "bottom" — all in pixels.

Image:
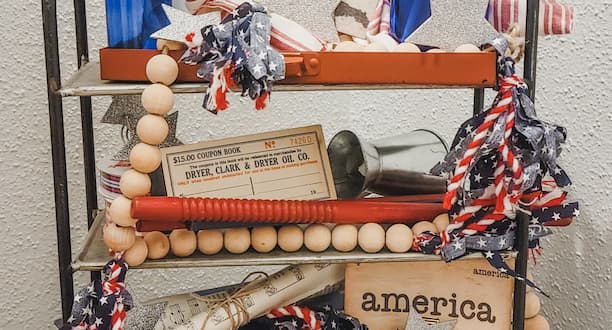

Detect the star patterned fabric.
[
  {"left": 239, "top": 305, "right": 368, "bottom": 330},
  {"left": 60, "top": 260, "right": 133, "bottom": 330},
  {"left": 180, "top": 2, "right": 285, "bottom": 113}
]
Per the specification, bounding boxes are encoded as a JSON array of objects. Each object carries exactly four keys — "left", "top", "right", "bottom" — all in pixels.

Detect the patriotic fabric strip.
[
  {"left": 240, "top": 305, "right": 368, "bottom": 330},
  {"left": 180, "top": 2, "right": 285, "bottom": 113},
  {"left": 486, "top": 0, "right": 574, "bottom": 36},
  {"left": 62, "top": 260, "right": 133, "bottom": 330},
  {"left": 186, "top": 0, "right": 326, "bottom": 51}
]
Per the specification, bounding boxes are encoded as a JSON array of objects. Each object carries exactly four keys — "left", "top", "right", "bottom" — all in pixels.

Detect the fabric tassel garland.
[
  {"left": 180, "top": 2, "right": 285, "bottom": 114},
  {"left": 60, "top": 259, "right": 132, "bottom": 330},
  {"left": 417, "top": 53, "right": 579, "bottom": 291}
]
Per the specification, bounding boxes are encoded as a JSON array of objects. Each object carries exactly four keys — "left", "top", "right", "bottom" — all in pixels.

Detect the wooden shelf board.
[
  {"left": 59, "top": 62, "right": 493, "bottom": 97},
  {"left": 73, "top": 211, "right": 512, "bottom": 272}
]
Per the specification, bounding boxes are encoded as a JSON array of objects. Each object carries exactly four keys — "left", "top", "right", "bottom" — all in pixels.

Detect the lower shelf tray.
[{"left": 73, "top": 210, "right": 504, "bottom": 272}]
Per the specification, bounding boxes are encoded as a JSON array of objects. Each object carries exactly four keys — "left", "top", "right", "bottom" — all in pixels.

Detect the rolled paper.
[
  {"left": 131, "top": 196, "right": 446, "bottom": 225},
  {"left": 174, "top": 264, "right": 345, "bottom": 330}
]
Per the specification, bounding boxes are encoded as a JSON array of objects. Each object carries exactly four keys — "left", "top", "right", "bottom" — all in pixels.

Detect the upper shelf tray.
[
  {"left": 59, "top": 49, "right": 497, "bottom": 97},
  {"left": 73, "top": 210, "right": 511, "bottom": 272}
]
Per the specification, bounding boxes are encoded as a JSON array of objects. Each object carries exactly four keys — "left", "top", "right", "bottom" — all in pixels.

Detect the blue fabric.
[
  {"left": 389, "top": 0, "right": 431, "bottom": 42},
  {"left": 106, "top": 0, "right": 171, "bottom": 49}
]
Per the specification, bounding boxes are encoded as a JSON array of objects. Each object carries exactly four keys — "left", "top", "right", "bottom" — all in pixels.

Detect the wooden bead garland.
[
  {"left": 251, "top": 226, "right": 278, "bottom": 253},
  {"left": 224, "top": 228, "right": 251, "bottom": 254},
  {"left": 197, "top": 230, "right": 224, "bottom": 255},
  {"left": 169, "top": 229, "right": 197, "bottom": 257},
  {"left": 331, "top": 224, "right": 358, "bottom": 252},
  {"left": 358, "top": 223, "right": 385, "bottom": 253},
  {"left": 304, "top": 224, "right": 331, "bottom": 252},
  {"left": 105, "top": 51, "right": 178, "bottom": 258},
  {"left": 385, "top": 224, "right": 413, "bottom": 253},
  {"left": 277, "top": 225, "right": 304, "bottom": 252}
]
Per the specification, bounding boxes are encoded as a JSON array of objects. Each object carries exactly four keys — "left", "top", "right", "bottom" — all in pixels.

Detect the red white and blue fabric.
[
  {"left": 486, "top": 0, "right": 574, "bottom": 35},
  {"left": 185, "top": 0, "right": 326, "bottom": 51},
  {"left": 425, "top": 55, "right": 579, "bottom": 292},
  {"left": 239, "top": 305, "right": 368, "bottom": 330},
  {"left": 180, "top": 2, "right": 285, "bottom": 113},
  {"left": 62, "top": 260, "right": 132, "bottom": 330}
]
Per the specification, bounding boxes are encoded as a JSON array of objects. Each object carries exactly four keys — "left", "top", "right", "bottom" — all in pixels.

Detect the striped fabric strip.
[{"left": 486, "top": 0, "right": 573, "bottom": 35}]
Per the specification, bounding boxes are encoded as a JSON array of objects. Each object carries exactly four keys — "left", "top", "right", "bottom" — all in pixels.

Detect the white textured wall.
[{"left": 0, "top": 0, "right": 610, "bottom": 328}]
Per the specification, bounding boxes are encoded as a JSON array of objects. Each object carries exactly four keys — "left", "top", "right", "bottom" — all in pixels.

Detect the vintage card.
[
  {"left": 345, "top": 258, "right": 514, "bottom": 330},
  {"left": 160, "top": 125, "right": 336, "bottom": 200}
]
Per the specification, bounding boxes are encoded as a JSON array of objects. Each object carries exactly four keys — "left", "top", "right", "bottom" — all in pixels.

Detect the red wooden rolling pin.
[{"left": 131, "top": 196, "right": 445, "bottom": 225}]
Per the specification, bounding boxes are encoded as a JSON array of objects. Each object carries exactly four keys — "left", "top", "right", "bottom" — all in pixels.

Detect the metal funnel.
[{"left": 328, "top": 129, "right": 448, "bottom": 198}]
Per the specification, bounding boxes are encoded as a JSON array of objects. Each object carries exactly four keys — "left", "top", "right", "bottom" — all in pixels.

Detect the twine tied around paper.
[{"left": 191, "top": 271, "right": 269, "bottom": 330}]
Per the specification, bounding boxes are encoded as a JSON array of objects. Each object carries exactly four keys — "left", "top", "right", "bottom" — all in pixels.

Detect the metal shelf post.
[{"left": 41, "top": 0, "right": 74, "bottom": 321}]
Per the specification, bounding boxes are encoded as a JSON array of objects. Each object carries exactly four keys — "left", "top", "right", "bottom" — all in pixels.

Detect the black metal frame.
[{"left": 42, "top": 0, "right": 540, "bottom": 327}]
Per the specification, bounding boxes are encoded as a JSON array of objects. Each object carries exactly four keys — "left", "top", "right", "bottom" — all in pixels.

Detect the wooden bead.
[
  {"left": 169, "top": 229, "right": 197, "bottom": 257},
  {"left": 525, "top": 292, "right": 541, "bottom": 319},
  {"left": 136, "top": 114, "right": 169, "bottom": 145},
  {"left": 334, "top": 41, "right": 364, "bottom": 52},
  {"left": 119, "top": 169, "right": 151, "bottom": 198},
  {"left": 525, "top": 315, "right": 549, "bottom": 330},
  {"left": 108, "top": 195, "right": 136, "bottom": 227},
  {"left": 156, "top": 39, "right": 186, "bottom": 51},
  {"left": 143, "top": 231, "right": 170, "bottom": 259},
  {"left": 129, "top": 143, "right": 162, "bottom": 174},
  {"left": 146, "top": 54, "right": 179, "bottom": 85},
  {"left": 103, "top": 222, "right": 136, "bottom": 251},
  {"left": 358, "top": 223, "right": 385, "bottom": 253},
  {"left": 393, "top": 42, "right": 421, "bottom": 52},
  {"left": 432, "top": 213, "right": 450, "bottom": 233},
  {"left": 304, "top": 224, "right": 331, "bottom": 252},
  {"left": 454, "top": 44, "right": 481, "bottom": 52},
  {"left": 277, "top": 225, "right": 303, "bottom": 252},
  {"left": 426, "top": 48, "right": 446, "bottom": 53},
  {"left": 224, "top": 228, "right": 251, "bottom": 254},
  {"left": 197, "top": 230, "right": 224, "bottom": 255},
  {"left": 385, "top": 224, "right": 413, "bottom": 253},
  {"left": 331, "top": 224, "right": 358, "bottom": 252},
  {"left": 251, "top": 226, "right": 278, "bottom": 253},
  {"left": 363, "top": 42, "right": 388, "bottom": 52},
  {"left": 123, "top": 237, "right": 148, "bottom": 267},
  {"left": 141, "top": 83, "right": 175, "bottom": 115},
  {"left": 412, "top": 221, "right": 438, "bottom": 236}
]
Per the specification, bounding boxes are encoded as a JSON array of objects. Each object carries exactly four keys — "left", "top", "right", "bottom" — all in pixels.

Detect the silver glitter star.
[
  {"left": 407, "top": 0, "right": 498, "bottom": 50},
  {"left": 404, "top": 311, "right": 457, "bottom": 330},
  {"left": 103, "top": 96, "right": 182, "bottom": 161},
  {"left": 258, "top": 0, "right": 341, "bottom": 42},
  {"left": 151, "top": 4, "right": 220, "bottom": 43}
]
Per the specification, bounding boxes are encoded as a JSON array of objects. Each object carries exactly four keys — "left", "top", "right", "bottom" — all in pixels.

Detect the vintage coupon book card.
[{"left": 161, "top": 125, "right": 336, "bottom": 200}]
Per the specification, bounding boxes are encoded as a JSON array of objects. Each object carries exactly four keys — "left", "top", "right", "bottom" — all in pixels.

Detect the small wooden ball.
[
  {"left": 412, "top": 221, "right": 438, "bottom": 236},
  {"left": 123, "top": 237, "right": 148, "bottom": 267},
  {"left": 331, "top": 224, "right": 358, "bottom": 252},
  {"left": 103, "top": 223, "right": 136, "bottom": 251},
  {"left": 119, "top": 169, "right": 151, "bottom": 198},
  {"left": 224, "top": 228, "right": 251, "bottom": 254},
  {"left": 525, "top": 315, "right": 549, "bottom": 330},
  {"left": 141, "top": 83, "right": 175, "bottom": 115},
  {"left": 393, "top": 42, "right": 421, "bottom": 52},
  {"left": 304, "top": 224, "right": 331, "bottom": 252},
  {"left": 277, "top": 225, "right": 303, "bottom": 252},
  {"left": 525, "top": 292, "right": 541, "bottom": 319},
  {"left": 136, "top": 114, "right": 169, "bottom": 145},
  {"left": 358, "top": 223, "right": 385, "bottom": 253},
  {"left": 169, "top": 229, "right": 197, "bottom": 257},
  {"left": 108, "top": 195, "right": 136, "bottom": 227},
  {"left": 129, "top": 143, "right": 162, "bottom": 174},
  {"left": 426, "top": 48, "right": 445, "bottom": 53},
  {"left": 156, "top": 39, "right": 186, "bottom": 51},
  {"left": 143, "top": 231, "right": 170, "bottom": 259},
  {"left": 146, "top": 54, "right": 179, "bottom": 85},
  {"left": 363, "top": 42, "right": 388, "bottom": 52},
  {"left": 385, "top": 224, "right": 413, "bottom": 253},
  {"left": 334, "top": 41, "right": 364, "bottom": 52},
  {"left": 251, "top": 226, "right": 278, "bottom": 253},
  {"left": 197, "top": 230, "right": 224, "bottom": 255},
  {"left": 454, "top": 44, "right": 481, "bottom": 52},
  {"left": 432, "top": 213, "right": 450, "bottom": 233}
]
